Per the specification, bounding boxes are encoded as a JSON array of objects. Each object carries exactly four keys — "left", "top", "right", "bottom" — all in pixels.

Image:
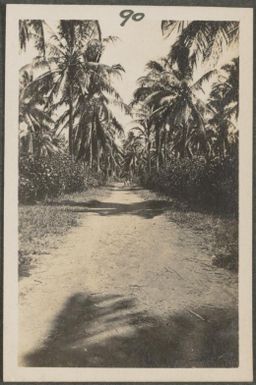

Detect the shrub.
[
  {"left": 19, "top": 154, "right": 105, "bottom": 203},
  {"left": 143, "top": 155, "right": 238, "bottom": 214}
]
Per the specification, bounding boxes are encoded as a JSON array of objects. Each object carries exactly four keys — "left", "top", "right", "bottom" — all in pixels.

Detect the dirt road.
[{"left": 19, "top": 183, "right": 238, "bottom": 367}]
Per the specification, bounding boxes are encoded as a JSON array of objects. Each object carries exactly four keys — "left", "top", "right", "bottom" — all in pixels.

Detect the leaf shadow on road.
[
  {"left": 49, "top": 199, "right": 173, "bottom": 219},
  {"left": 23, "top": 292, "right": 238, "bottom": 368}
]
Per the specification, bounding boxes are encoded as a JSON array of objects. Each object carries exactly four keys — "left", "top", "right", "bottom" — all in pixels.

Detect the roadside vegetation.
[
  {"left": 19, "top": 201, "right": 79, "bottom": 277},
  {"left": 19, "top": 187, "right": 109, "bottom": 278},
  {"left": 18, "top": 20, "right": 126, "bottom": 275},
  {"left": 19, "top": 20, "right": 127, "bottom": 203},
  {"left": 123, "top": 21, "right": 239, "bottom": 214},
  {"left": 19, "top": 20, "right": 239, "bottom": 272},
  {"left": 122, "top": 21, "right": 239, "bottom": 269}
]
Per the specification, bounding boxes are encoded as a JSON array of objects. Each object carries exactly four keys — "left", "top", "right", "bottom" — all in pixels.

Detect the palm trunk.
[
  {"left": 180, "top": 124, "right": 188, "bottom": 158},
  {"left": 28, "top": 131, "right": 34, "bottom": 160},
  {"left": 89, "top": 137, "right": 93, "bottom": 169},
  {"left": 107, "top": 156, "right": 112, "bottom": 178},
  {"left": 96, "top": 139, "right": 101, "bottom": 172},
  {"left": 68, "top": 83, "right": 73, "bottom": 157},
  {"left": 89, "top": 115, "right": 95, "bottom": 170},
  {"left": 155, "top": 130, "right": 161, "bottom": 173},
  {"left": 147, "top": 140, "right": 151, "bottom": 175},
  {"left": 163, "top": 129, "right": 168, "bottom": 169},
  {"left": 156, "top": 155, "right": 159, "bottom": 173},
  {"left": 157, "top": 136, "right": 162, "bottom": 173}
]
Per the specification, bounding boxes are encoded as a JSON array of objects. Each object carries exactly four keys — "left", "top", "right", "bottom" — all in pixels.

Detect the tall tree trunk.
[
  {"left": 96, "top": 139, "right": 101, "bottom": 172},
  {"left": 68, "top": 83, "right": 73, "bottom": 157},
  {"left": 28, "top": 131, "right": 34, "bottom": 160},
  {"left": 156, "top": 133, "right": 162, "bottom": 173},
  {"left": 180, "top": 124, "right": 187, "bottom": 158},
  {"left": 147, "top": 140, "right": 151, "bottom": 175},
  {"left": 155, "top": 130, "right": 160, "bottom": 173},
  {"left": 163, "top": 129, "right": 168, "bottom": 169},
  {"left": 107, "top": 156, "right": 111, "bottom": 178},
  {"left": 156, "top": 155, "right": 159, "bottom": 173},
  {"left": 89, "top": 136, "right": 93, "bottom": 169},
  {"left": 89, "top": 115, "right": 94, "bottom": 170}
]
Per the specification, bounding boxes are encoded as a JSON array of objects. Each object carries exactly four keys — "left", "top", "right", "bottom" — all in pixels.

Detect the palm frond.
[
  {"left": 111, "top": 116, "right": 124, "bottom": 135},
  {"left": 103, "top": 35, "right": 120, "bottom": 45},
  {"left": 145, "top": 60, "right": 165, "bottom": 73},
  {"left": 161, "top": 21, "right": 190, "bottom": 38},
  {"left": 192, "top": 68, "right": 218, "bottom": 91}
]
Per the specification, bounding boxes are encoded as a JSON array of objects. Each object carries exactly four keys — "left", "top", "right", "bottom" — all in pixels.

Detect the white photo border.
[{"left": 3, "top": 4, "right": 253, "bottom": 382}]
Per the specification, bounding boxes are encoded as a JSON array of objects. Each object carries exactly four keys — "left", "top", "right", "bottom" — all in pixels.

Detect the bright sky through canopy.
[
  {"left": 19, "top": 19, "right": 171, "bottom": 132},
  {"left": 100, "top": 19, "right": 171, "bottom": 130},
  {"left": 100, "top": 19, "right": 171, "bottom": 103},
  {"left": 19, "top": 18, "right": 238, "bottom": 133}
]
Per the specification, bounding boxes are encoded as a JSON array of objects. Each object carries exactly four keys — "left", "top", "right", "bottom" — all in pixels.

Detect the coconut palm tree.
[
  {"left": 161, "top": 20, "right": 239, "bottom": 79},
  {"left": 207, "top": 57, "right": 239, "bottom": 157},
  {"left": 132, "top": 58, "right": 213, "bottom": 168},
  {"left": 74, "top": 91, "right": 125, "bottom": 169},
  {"left": 21, "top": 20, "right": 127, "bottom": 163},
  {"left": 35, "top": 20, "right": 103, "bottom": 156},
  {"left": 19, "top": 20, "right": 46, "bottom": 55},
  {"left": 122, "top": 131, "right": 146, "bottom": 181},
  {"left": 159, "top": 21, "right": 239, "bottom": 160},
  {"left": 19, "top": 66, "right": 59, "bottom": 158},
  {"left": 131, "top": 105, "right": 154, "bottom": 175}
]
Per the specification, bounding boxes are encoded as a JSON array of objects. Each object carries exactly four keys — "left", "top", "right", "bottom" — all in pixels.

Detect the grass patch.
[{"left": 19, "top": 187, "right": 109, "bottom": 278}]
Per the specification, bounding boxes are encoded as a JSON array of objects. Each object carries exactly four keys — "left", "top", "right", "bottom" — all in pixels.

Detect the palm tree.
[
  {"left": 161, "top": 21, "right": 239, "bottom": 79},
  {"left": 131, "top": 105, "right": 153, "bottom": 175},
  {"left": 74, "top": 91, "right": 125, "bottom": 169},
  {"left": 19, "top": 67, "right": 59, "bottom": 158},
  {"left": 159, "top": 21, "right": 239, "bottom": 160},
  {"left": 118, "top": 20, "right": 239, "bottom": 189},
  {"left": 132, "top": 58, "right": 212, "bottom": 168},
  {"left": 21, "top": 20, "right": 127, "bottom": 163},
  {"left": 55, "top": 55, "right": 127, "bottom": 168},
  {"left": 19, "top": 20, "right": 46, "bottom": 55},
  {"left": 122, "top": 131, "right": 145, "bottom": 182},
  {"left": 207, "top": 57, "right": 239, "bottom": 157}
]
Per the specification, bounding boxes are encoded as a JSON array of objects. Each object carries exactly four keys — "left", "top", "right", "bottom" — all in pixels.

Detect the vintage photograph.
[{"left": 3, "top": 4, "right": 253, "bottom": 382}]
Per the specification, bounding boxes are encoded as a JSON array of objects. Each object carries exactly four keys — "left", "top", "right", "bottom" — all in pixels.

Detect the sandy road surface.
[{"left": 19, "top": 184, "right": 238, "bottom": 367}]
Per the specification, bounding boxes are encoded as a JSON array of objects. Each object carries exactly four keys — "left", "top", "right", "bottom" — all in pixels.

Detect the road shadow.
[
  {"left": 49, "top": 199, "right": 173, "bottom": 219},
  {"left": 23, "top": 292, "right": 238, "bottom": 368},
  {"left": 106, "top": 185, "right": 147, "bottom": 192}
]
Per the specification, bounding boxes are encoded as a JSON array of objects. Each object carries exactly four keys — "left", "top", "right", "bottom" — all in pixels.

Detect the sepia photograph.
[{"left": 3, "top": 3, "right": 253, "bottom": 382}]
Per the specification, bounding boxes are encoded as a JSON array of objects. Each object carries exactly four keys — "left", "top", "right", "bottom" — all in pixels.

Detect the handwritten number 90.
[{"left": 120, "top": 9, "right": 145, "bottom": 27}]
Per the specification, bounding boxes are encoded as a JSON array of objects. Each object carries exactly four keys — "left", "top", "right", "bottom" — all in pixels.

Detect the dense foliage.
[
  {"left": 142, "top": 155, "right": 238, "bottom": 214},
  {"left": 19, "top": 154, "right": 105, "bottom": 203},
  {"left": 19, "top": 19, "right": 127, "bottom": 202},
  {"left": 19, "top": 19, "right": 239, "bottom": 219},
  {"left": 18, "top": 19, "right": 239, "bottom": 273},
  {"left": 123, "top": 20, "right": 239, "bottom": 215}
]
